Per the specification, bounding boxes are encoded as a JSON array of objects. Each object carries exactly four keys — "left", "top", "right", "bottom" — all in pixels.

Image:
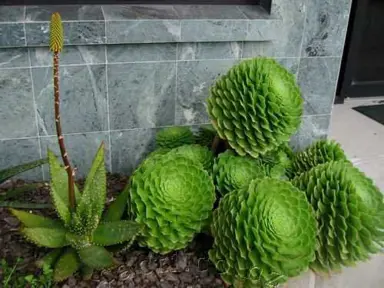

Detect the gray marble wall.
[{"left": 0, "top": 1, "right": 352, "bottom": 182}]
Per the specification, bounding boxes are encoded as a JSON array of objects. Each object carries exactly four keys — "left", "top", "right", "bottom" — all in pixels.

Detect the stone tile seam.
[
  {"left": 297, "top": 0, "right": 310, "bottom": 71},
  {"left": 0, "top": 114, "right": 331, "bottom": 142},
  {"left": 0, "top": 56, "right": 342, "bottom": 70}
]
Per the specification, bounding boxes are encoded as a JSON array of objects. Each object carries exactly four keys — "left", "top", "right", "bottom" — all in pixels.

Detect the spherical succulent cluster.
[
  {"left": 168, "top": 144, "right": 214, "bottom": 171},
  {"left": 289, "top": 139, "right": 347, "bottom": 178},
  {"left": 207, "top": 58, "right": 303, "bottom": 158},
  {"left": 195, "top": 124, "right": 217, "bottom": 147},
  {"left": 209, "top": 178, "right": 317, "bottom": 287},
  {"left": 156, "top": 126, "right": 194, "bottom": 149},
  {"left": 291, "top": 161, "right": 384, "bottom": 272},
  {"left": 212, "top": 150, "right": 266, "bottom": 196},
  {"left": 129, "top": 152, "right": 215, "bottom": 254}
]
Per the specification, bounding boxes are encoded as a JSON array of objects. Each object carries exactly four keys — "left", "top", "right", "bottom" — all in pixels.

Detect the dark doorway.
[{"left": 337, "top": 0, "right": 384, "bottom": 102}]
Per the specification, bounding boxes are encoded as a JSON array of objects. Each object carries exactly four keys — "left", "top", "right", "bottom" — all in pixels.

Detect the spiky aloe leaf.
[
  {"left": 92, "top": 220, "right": 141, "bottom": 246},
  {"left": 49, "top": 12, "right": 64, "bottom": 53},
  {"left": 0, "top": 183, "right": 40, "bottom": 201},
  {"left": 36, "top": 248, "right": 63, "bottom": 268},
  {"left": 10, "top": 208, "right": 60, "bottom": 228},
  {"left": 65, "top": 232, "right": 91, "bottom": 250},
  {"left": 22, "top": 226, "right": 68, "bottom": 248},
  {"left": 81, "top": 265, "right": 94, "bottom": 280},
  {"left": 73, "top": 144, "right": 106, "bottom": 234},
  {"left": 53, "top": 248, "right": 80, "bottom": 282},
  {"left": 0, "top": 158, "right": 47, "bottom": 183},
  {"left": 77, "top": 245, "right": 115, "bottom": 269},
  {"left": 103, "top": 183, "right": 130, "bottom": 222},
  {"left": 48, "top": 150, "right": 80, "bottom": 226}
]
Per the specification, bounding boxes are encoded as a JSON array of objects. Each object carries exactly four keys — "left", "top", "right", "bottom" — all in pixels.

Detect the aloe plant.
[
  {"left": 10, "top": 12, "right": 141, "bottom": 282},
  {"left": 0, "top": 159, "right": 49, "bottom": 209}
]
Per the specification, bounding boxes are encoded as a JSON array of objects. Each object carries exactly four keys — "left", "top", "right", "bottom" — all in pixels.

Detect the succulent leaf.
[
  {"left": 103, "top": 183, "right": 130, "bottom": 222},
  {"left": 77, "top": 245, "right": 115, "bottom": 269},
  {"left": 195, "top": 124, "right": 217, "bottom": 147},
  {"left": 209, "top": 178, "right": 317, "bottom": 287},
  {"left": 212, "top": 150, "right": 266, "bottom": 196},
  {"left": 207, "top": 58, "right": 303, "bottom": 158},
  {"left": 0, "top": 158, "right": 47, "bottom": 183},
  {"left": 22, "top": 226, "right": 69, "bottom": 248},
  {"left": 156, "top": 126, "right": 194, "bottom": 149},
  {"left": 10, "top": 208, "right": 61, "bottom": 228},
  {"left": 130, "top": 153, "right": 215, "bottom": 254},
  {"left": 49, "top": 12, "right": 64, "bottom": 53},
  {"left": 36, "top": 248, "right": 63, "bottom": 268},
  {"left": 74, "top": 143, "right": 106, "bottom": 234},
  {"left": 291, "top": 161, "right": 384, "bottom": 272},
  {"left": 290, "top": 139, "right": 348, "bottom": 178},
  {"left": 53, "top": 248, "right": 80, "bottom": 282},
  {"left": 92, "top": 220, "right": 142, "bottom": 246},
  {"left": 168, "top": 144, "right": 214, "bottom": 171}
]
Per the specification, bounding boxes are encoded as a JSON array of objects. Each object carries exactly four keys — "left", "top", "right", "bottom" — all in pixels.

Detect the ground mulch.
[{"left": 0, "top": 175, "right": 224, "bottom": 288}]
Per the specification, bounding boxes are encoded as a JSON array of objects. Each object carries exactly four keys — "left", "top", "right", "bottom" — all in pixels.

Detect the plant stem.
[
  {"left": 211, "top": 135, "right": 221, "bottom": 155},
  {"left": 53, "top": 52, "right": 75, "bottom": 211}
]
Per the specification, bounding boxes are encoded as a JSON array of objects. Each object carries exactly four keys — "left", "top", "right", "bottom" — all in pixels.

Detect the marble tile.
[
  {"left": 302, "top": 0, "right": 351, "bottom": 57},
  {"left": 0, "top": 24, "right": 26, "bottom": 47},
  {"left": 0, "top": 138, "right": 43, "bottom": 181},
  {"left": 173, "top": 5, "right": 246, "bottom": 19},
  {"left": 298, "top": 57, "right": 341, "bottom": 115},
  {"left": 315, "top": 255, "right": 384, "bottom": 288},
  {"left": 108, "top": 62, "right": 176, "bottom": 130},
  {"left": 175, "top": 59, "right": 238, "bottom": 125},
  {"left": 0, "top": 68, "right": 37, "bottom": 139},
  {"left": 29, "top": 46, "right": 106, "bottom": 67},
  {"left": 106, "top": 20, "right": 180, "bottom": 44},
  {"left": 26, "top": 22, "right": 105, "bottom": 46},
  {"left": 102, "top": 5, "right": 179, "bottom": 20},
  {"left": 181, "top": 20, "right": 246, "bottom": 42},
  {"left": 243, "top": 0, "right": 306, "bottom": 57},
  {"left": 32, "top": 65, "right": 108, "bottom": 136},
  {"left": 177, "top": 42, "right": 242, "bottom": 61},
  {"left": 0, "top": 6, "right": 25, "bottom": 22},
  {"left": 0, "top": 48, "right": 29, "bottom": 68},
  {"left": 40, "top": 132, "right": 110, "bottom": 179},
  {"left": 110, "top": 129, "right": 156, "bottom": 175},
  {"left": 276, "top": 57, "right": 300, "bottom": 76},
  {"left": 290, "top": 115, "right": 331, "bottom": 151},
  {"left": 246, "top": 19, "right": 280, "bottom": 41},
  {"left": 26, "top": 5, "right": 104, "bottom": 21},
  {"left": 107, "top": 43, "right": 176, "bottom": 63},
  {"left": 236, "top": 5, "right": 270, "bottom": 19}
]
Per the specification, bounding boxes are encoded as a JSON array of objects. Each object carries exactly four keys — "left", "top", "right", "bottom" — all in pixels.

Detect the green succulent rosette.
[
  {"left": 129, "top": 153, "right": 215, "bottom": 254},
  {"left": 207, "top": 57, "right": 303, "bottom": 158},
  {"left": 156, "top": 126, "right": 194, "bottom": 149},
  {"left": 195, "top": 124, "right": 217, "bottom": 147},
  {"left": 291, "top": 161, "right": 384, "bottom": 272},
  {"left": 167, "top": 144, "right": 214, "bottom": 172}
]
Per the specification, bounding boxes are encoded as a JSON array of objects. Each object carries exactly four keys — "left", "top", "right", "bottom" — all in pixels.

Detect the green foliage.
[
  {"left": 260, "top": 143, "right": 293, "bottom": 179},
  {"left": 289, "top": 139, "right": 348, "bottom": 178},
  {"left": 209, "top": 178, "right": 317, "bottom": 287},
  {"left": 168, "top": 144, "right": 214, "bottom": 171},
  {"left": 0, "top": 159, "right": 48, "bottom": 209},
  {"left": 1, "top": 258, "right": 53, "bottom": 288},
  {"left": 207, "top": 57, "right": 303, "bottom": 158},
  {"left": 291, "top": 161, "right": 384, "bottom": 272},
  {"left": 212, "top": 150, "right": 266, "bottom": 197},
  {"left": 103, "top": 183, "right": 130, "bottom": 222},
  {"left": 195, "top": 124, "right": 217, "bottom": 147},
  {"left": 130, "top": 152, "right": 215, "bottom": 254},
  {"left": 156, "top": 126, "right": 194, "bottom": 149},
  {"left": 12, "top": 145, "right": 141, "bottom": 282}
]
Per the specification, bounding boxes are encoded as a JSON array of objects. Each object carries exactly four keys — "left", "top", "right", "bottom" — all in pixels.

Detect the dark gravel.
[{"left": 0, "top": 175, "right": 224, "bottom": 287}]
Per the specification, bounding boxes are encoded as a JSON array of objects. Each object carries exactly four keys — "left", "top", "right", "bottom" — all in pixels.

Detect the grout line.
[
  {"left": 296, "top": 0, "right": 309, "bottom": 82},
  {"left": 174, "top": 43, "right": 179, "bottom": 125},
  {"left": 240, "top": 41, "right": 245, "bottom": 59},
  {"left": 27, "top": 48, "right": 44, "bottom": 179},
  {"left": 235, "top": 6, "right": 250, "bottom": 20}
]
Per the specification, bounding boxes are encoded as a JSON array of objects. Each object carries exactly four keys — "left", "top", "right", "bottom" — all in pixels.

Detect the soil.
[{"left": 0, "top": 175, "right": 224, "bottom": 288}]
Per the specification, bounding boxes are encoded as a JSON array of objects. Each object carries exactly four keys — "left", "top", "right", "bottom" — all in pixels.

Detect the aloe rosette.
[
  {"left": 129, "top": 153, "right": 215, "bottom": 254},
  {"left": 209, "top": 178, "right": 317, "bottom": 287},
  {"left": 290, "top": 139, "right": 348, "bottom": 178},
  {"left": 212, "top": 150, "right": 266, "bottom": 196},
  {"left": 207, "top": 58, "right": 303, "bottom": 158},
  {"left": 156, "top": 126, "right": 194, "bottom": 149},
  {"left": 291, "top": 161, "right": 384, "bottom": 272}
]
